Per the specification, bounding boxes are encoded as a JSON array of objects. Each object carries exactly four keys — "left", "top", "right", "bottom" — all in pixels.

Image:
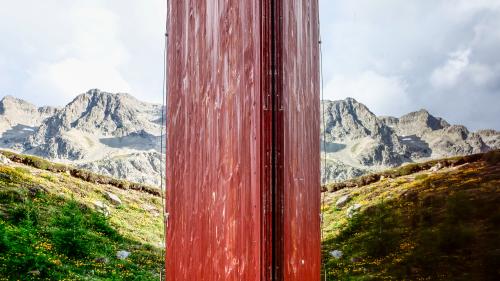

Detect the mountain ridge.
[
  {"left": 1, "top": 90, "right": 498, "bottom": 184},
  {"left": 321, "top": 98, "right": 499, "bottom": 182},
  {"left": 0, "top": 89, "right": 163, "bottom": 186}
]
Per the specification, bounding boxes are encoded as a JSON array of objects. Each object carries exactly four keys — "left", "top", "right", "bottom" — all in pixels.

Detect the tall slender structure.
[{"left": 166, "top": 1, "right": 320, "bottom": 280}]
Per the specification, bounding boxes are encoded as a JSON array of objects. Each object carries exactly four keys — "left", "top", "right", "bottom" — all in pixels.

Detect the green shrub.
[
  {"left": 355, "top": 173, "right": 380, "bottom": 187},
  {"left": 360, "top": 204, "right": 401, "bottom": 258},
  {"left": 483, "top": 149, "right": 500, "bottom": 165},
  {"left": 415, "top": 174, "right": 429, "bottom": 181},
  {"left": 437, "top": 223, "right": 474, "bottom": 253},
  {"left": 24, "top": 155, "right": 50, "bottom": 170},
  {"left": 0, "top": 188, "right": 23, "bottom": 203},
  {"left": 0, "top": 223, "right": 7, "bottom": 252},
  {"left": 50, "top": 201, "right": 94, "bottom": 258},
  {"left": 89, "top": 212, "right": 118, "bottom": 239},
  {"left": 0, "top": 220, "right": 58, "bottom": 277},
  {"left": 0, "top": 164, "right": 162, "bottom": 280},
  {"left": 10, "top": 200, "right": 39, "bottom": 225},
  {"left": 446, "top": 192, "right": 474, "bottom": 223},
  {"left": 0, "top": 167, "right": 27, "bottom": 185},
  {"left": 334, "top": 203, "right": 402, "bottom": 258},
  {"left": 397, "top": 163, "right": 421, "bottom": 176},
  {"left": 41, "top": 173, "right": 58, "bottom": 182},
  {"left": 488, "top": 207, "right": 500, "bottom": 226},
  {"left": 47, "top": 163, "right": 68, "bottom": 173},
  {"left": 2, "top": 150, "right": 160, "bottom": 196},
  {"left": 432, "top": 192, "right": 476, "bottom": 253}
]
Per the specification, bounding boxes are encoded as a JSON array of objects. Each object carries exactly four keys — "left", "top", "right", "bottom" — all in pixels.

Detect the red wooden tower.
[{"left": 166, "top": 1, "right": 321, "bottom": 280}]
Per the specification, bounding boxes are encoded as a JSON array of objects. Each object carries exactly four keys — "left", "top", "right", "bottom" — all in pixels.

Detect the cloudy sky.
[
  {"left": 319, "top": 0, "right": 500, "bottom": 130},
  {"left": 0, "top": 1, "right": 499, "bottom": 130},
  {"left": 0, "top": 0, "right": 165, "bottom": 106}
]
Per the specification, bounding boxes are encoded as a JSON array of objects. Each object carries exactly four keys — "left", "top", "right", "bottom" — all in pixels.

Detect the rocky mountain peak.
[
  {"left": 323, "top": 98, "right": 384, "bottom": 142},
  {"left": 0, "top": 95, "right": 37, "bottom": 114},
  {"left": 399, "top": 109, "right": 449, "bottom": 130},
  {"left": 321, "top": 98, "right": 499, "bottom": 182},
  {"left": 0, "top": 95, "right": 58, "bottom": 135},
  {"left": 0, "top": 95, "right": 58, "bottom": 113},
  {"left": 380, "top": 109, "right": 450, "bottom": 137},
  {"left": 68, "top": 89, "right": 137, "bottom": 109},
  {"left": 477, "top": 129, "right": 500, "bottom": 148},
  {"left": 321, "top": 98, "right": 409, "bottom": 174},
  {"left": 2, "top": 92, "right": 498, "bottom": 185},
  {"left": 0, "top": 90, "right": 164, "bottom": 185},
  {"left": 20, "top": 89, "right": 163, "bottom": 161},
  {"left": 478, "top": 129, "right": 499, "bottom": 136},
  {"left": 43, "top": 89, "right": 162, "bottom": 138}
]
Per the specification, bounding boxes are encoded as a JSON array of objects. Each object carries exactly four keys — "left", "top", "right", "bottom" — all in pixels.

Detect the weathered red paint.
[{"left": 166, "top": 1, "right": 320, "bottom": 280}]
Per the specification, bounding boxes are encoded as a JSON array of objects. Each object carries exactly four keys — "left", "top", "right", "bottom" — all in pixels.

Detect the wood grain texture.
[
  {"left": 166, "top": 1, "right": 320, "bottom": 280},
  {"left": 281, "top": 0, "right": 321, "bottom": 280}
]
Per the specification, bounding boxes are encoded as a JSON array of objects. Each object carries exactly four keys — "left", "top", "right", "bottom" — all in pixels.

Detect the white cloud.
[
  {"left": 27, "top": 58, "right": 132, "bottom": 102},
  {"left": 0, "top": 0, "right": 499, "bottom": 129},
  {"left": 467, "top": 63, "right": 496, "bottom": 86},
  {"left": 431, "top": 47, "right": 499, "bottom": 90},
  {"left": 23, "top": 2, "right": 132, "bottom": 103},
  {"left": 431, "top": 48, "right": 471, "bottom": 89},
  {"left": 325, "top": 71, "right": 410, "bottom": 117},
  {"left": 450, "top": 0, "right": 500, "bottom": 17},
  {"left": 0, "top": 0, "right": 165, "bottom": 106},
  {"left": 319, "top": 0, "right": 500, "bottom": 129}
]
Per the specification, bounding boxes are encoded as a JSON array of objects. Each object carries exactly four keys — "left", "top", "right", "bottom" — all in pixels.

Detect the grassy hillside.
[
  {"left": 2, "top": 149, "right": 499, "bottom": 280},
  {"left": 0, "top": 152, "right": 164, "bottom": 280},
  {"left": 321, "top": 150, "right": 500, "bottom": 280}
]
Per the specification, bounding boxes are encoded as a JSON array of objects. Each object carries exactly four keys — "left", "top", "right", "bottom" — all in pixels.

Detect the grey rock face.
[
  {"left": 0, "top": 96, "right": 58, "bottom": 148},
  {"left": 321, "top": 98, "right": 499, "bottom": 183},
  {"left": 1, "top": 89, "right": 165, "bottom": 187},
  {"left": 390, "top": 109, "right": 450, "bottom": 137},
  {"left": 104, "top": 191, "right": 122, "bottom": 206},
  {"left": 322, "top": 99, "right": 409, "bottom": 166},
  {"left": 94, "top": 257, "right": 110, "bottom": 264},
  {"left": 94, "top": 201, "right": 111, "bottom": 217},
  {"left": 330, "top": 250, "right": 343, "bottom": 259},
  {"left": 322, "top": 158, "right": 367, "bottom": 183},
  {"left": 321, "top": 99, "right": 409, "bottom": 183},
  {"left": 346, "top": 203, "right": 362, "bottom": 218},
  {"left": 335, "top": 194, "right": 351, "bottom": 208},
  {"left": 79, "top": 151, "right": 162, "bottom": 186},
  {"left": 142, "top": 203, "right": 160, "bottom": 217},
  {"left": 25, "top": 89, "right": 163, "bottom": 160},
  {"left": 116, "top": 250, "right": 131, "bottom": 260},
  {"left": 1, "top": 92, "right": 498, "bottom": 186},
  {"left": 0, "top": 154, "right": 10, "bottom": 164},
  {"left": 477, "top": 129, "right": 500, "bottom": 149},
  {"left": 429, "top": 162, "right": 444, "bottom": 172},
  {"left": 0, "top": 95, "right": 58, "bottom": 127}
]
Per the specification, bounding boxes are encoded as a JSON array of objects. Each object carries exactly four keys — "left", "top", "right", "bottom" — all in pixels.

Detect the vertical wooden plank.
[
  {"left": 280, "top": 0, "right": 322, "bottom": 280},
  {"left": 166, "top": 1, "right": 320, "bottom": 280},
  {"left": 166, "top": 1, "right": 264, "bottom": 280},
  {"left": 261, "top": 0, "right": 274, "bottom": 280}
]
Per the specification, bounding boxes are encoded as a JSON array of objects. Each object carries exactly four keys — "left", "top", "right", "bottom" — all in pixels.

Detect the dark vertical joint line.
[
  {"left": 270, "top": 0, "right": 277, "bottom": 278},
  {"left": 261, "top": 1, "right": 273, "bottom": 280},
  {"left": 270, "top": 0, "right": 284, "bottom": 280}
]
